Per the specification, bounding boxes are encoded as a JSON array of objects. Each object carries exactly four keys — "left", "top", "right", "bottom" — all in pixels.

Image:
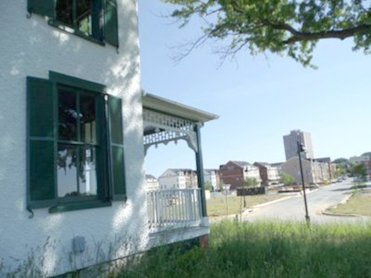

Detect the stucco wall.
[{"left": 0, "top": 1, "right": 148, "bottom": 276}]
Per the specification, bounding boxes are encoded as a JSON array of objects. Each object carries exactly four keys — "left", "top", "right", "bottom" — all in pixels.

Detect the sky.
[{"left": 138, "top": 1, "right": 371, "bottom": 178}]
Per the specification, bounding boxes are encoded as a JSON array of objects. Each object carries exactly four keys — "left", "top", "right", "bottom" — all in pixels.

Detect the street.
[{"left": 243, "top": 179, "right": 371, "bottom": 224}]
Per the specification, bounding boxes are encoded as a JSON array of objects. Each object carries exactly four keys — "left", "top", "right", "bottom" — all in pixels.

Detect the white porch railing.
[{"left": 147, "top": 188, "right": 203, "bottom": 230}]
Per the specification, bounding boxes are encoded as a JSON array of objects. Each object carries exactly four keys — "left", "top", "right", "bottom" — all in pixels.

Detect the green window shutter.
[
  {"left": 27, "top": 77, "right": 56, "bottom": 208},
  {"left": 104, "top": 0, "right": 119, "bottom": 48},
  {"left": 92, "top": 0, "right": 103, "bottom": 40},
  {"left": 108, "top": 95, "right": 126, "bottom": 200},
  {"left": 27, "top": 0, "right": 55, "bottom": 18},
  {"left": 112, "top": 146, "right": 125, "bottom": 198},
  {"left": 109, "top": 95, "right": 123, "bottom": 145}
]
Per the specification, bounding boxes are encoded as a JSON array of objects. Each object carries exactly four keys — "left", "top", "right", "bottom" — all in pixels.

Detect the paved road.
[{"left": 243, "top": 179, "right": 371, "bottom": 224}]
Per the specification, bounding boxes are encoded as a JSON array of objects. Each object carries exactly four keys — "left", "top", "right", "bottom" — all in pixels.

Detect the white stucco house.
[{"left": 0, "top": 1, "right": 217, "bottom": 276}]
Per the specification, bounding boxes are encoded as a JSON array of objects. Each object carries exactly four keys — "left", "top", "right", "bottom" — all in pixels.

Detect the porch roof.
[{"left": 142, "top": 91, "right": 219, "bottom": 123}]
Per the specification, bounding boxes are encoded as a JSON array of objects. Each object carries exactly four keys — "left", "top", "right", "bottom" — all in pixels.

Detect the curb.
[
  {"left": 253, "top": 195, "right": 298, "bottom": 208},
  {"left": 321, "top": 210, "right": 358, "bottom": 217},
  {"left": 248, "top": 189, "right": 318, "bottom": 211},
  {"left": 209, "top": 189, "right": 319, "bottom": 222},
  {"left": 321, "top": 193, "right": 357, "bottom": 217}
]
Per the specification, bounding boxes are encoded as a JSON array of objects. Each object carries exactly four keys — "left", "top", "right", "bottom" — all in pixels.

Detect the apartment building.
[
  {"left": 219, "top": 161, "right": 261, "bottom": 190},
  {"left": 283, "top": 130, "right": 314, "bottom": 160},
  {"left": 253, "top": 162, "right": 281, "bottom": 186}
]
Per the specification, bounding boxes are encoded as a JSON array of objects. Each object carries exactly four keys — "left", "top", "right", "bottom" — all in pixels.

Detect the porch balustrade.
[{"left": 147, "top": 188, "right": 203, "bottom": 230}]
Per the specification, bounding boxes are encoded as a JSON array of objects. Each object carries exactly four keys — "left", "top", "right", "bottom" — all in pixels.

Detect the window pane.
[
  {"left": 76, "top": 0, "right": 93, "bottom": 35},
  {"left": 57, "top": 145, "right": 78, "bottom": 197},
  {"left": 80, "top": 94, "right": 96, "bottom": 143},
  {"left": 79, "top": 146, "right": 98, "bottom": 196},
  {"left": 56, "top": 0, "right": 73, "bottom": 26},
  {"left": 59, "top": 89, "right": 78, "bottom": 141}
]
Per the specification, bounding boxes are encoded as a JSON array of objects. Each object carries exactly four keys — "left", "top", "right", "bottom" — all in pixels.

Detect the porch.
[
  {"left": 142, "top": 92, "right": 217, "bottom": 244},
  {"left": 147, "top": 188, "right": 203, "bottom": 230}
]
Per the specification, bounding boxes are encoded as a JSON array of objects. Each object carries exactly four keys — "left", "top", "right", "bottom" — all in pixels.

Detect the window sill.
[
  {"left": 48, "top": 200, "right": 111, "bottom": 213},
  {"left": 48, "top": 20, "right": 105, "bottom": 46}
]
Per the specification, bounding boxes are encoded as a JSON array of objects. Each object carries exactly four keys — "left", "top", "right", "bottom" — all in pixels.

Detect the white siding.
[
  {"left": 0, "top": 1, "right": 149, "bottom": 276},
  {"left": 159, "top": 172, "right": 187, "bottom": 189},
  {"left": 204, "top": 170, "right": 218, "bottom": 190},
  {"left": 267, "top": 167, "right": 280, "bottom": 181},
  {"left": 244, "top": 166, "right": 262, "bottom": 183}
]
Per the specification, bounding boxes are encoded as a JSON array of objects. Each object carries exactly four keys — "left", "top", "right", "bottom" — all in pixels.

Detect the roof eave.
[{"left": 142, "top": 91, "right": 219, "bottom": 123}]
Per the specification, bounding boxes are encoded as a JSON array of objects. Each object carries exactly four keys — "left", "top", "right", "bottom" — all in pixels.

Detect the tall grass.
[{"left": 117, "top": 221, "right": 371, "bottom": 277}]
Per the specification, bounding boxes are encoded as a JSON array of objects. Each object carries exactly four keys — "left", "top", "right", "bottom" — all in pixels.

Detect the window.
[
  {"left": 57, "top": 87, "right": 99, "bottom": 199},
  {"left": 56, "top": 0, "right": 96, "bottom": 37},
  {"left": 27, "top": 72, "right": 125, "bottom": 212},
  {"left": 27, "top": 0, "right": 119, "bottom": 47}
]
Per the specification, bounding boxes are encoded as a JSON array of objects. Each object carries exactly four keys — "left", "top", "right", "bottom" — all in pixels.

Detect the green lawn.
[
  {"left": 207, "top": 194, "right": 285, "bottom": 217},
  {"left": 117, "top": 221, "right": 371, "bottom": 277},
  {"left": 328, "top": 189, "right": 371, "bottom": 216}
]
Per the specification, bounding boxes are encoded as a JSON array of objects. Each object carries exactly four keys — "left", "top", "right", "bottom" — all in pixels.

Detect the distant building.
[
  {"left": 315, "top": 157, "right": 336, "bottom": 181},
  {"left": 219, "top": 161, "right": 261, "bottom": 190},
  {"left": 283, "top": 130, "right": 314, "bottom": 160},
  {"left": 145, "top": 174, "right": 160, "bottom": 191},
  {"left": 158, "top": 169, "right": 220, "bottom": 190},
  {"left": 158, "top": 169, "right": 198, "bottom": 189},
  {"left": 349, "top": 155, "right": 369, "bottom": 164},
  {"left": 361, "top": 152, "right": 371, "bottom": 160},
  {"left": 271, "top": 162, "right": 284, "bottom": 176},
  {"left": 253, "top": 162, "right": 281, "bottom": 186},
  {"left": 282, "top": 156, "right": 332, "bottom": 185},
  {"left": 204, "top": 169, "right": 220, "bottom": 191},
  {"left": 364, "top": 161, "right": 371, "bottom": 180},
  {"left": 350, "top": 154, "right": 371, "bottom": 180}
]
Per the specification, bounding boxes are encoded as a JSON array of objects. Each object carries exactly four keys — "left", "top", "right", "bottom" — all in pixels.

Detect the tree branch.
[
  {"left": 263, "top": 20, "right": 371, "bottom": 44},
  {"left": 284, "top": 24, "right": 371, "bottom": 44}
]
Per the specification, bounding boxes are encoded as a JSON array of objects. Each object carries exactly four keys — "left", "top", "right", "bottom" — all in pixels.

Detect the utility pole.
[{"left": 297, "top": 141, "right": 310, "bottom": 223}]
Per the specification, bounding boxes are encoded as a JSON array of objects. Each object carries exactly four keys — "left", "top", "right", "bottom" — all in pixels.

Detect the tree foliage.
[
  {"left": 333, "top": 157, "right": 351, "bottom": 174},
  {"left": 204, "top": 181, "right": 214, "bottom": 191},
  {"left": 352, "top": 163, "right": 367, "bottom": 178},
  {"left": 163, "top": 0, "right": 371, "bottom": 66},
  {"left": 281, "top": 172, "right": 296, "bottom": 186},
  {"left": 335, "top": 164, "right": 347, "bottom": 177},
  {"left": 333, "top": 157, "right": 350, "bottom": 165},
  {"left": 244, "top": 177, "right": 258, "bottom": 187}
]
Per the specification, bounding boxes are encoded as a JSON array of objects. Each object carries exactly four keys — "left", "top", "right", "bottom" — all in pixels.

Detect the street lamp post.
[{"left": 297, "top": 141, "right": 310, "bottom": 223}]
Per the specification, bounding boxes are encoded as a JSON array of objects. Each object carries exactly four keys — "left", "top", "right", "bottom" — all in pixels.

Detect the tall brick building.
[{"left": 219, "top": 161, "right": 261, "bottom": 190}]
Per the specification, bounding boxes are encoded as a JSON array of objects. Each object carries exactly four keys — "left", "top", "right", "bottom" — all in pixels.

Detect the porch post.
[{"left": 194, "top": 123, "right": 207, "bottom": 217}]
